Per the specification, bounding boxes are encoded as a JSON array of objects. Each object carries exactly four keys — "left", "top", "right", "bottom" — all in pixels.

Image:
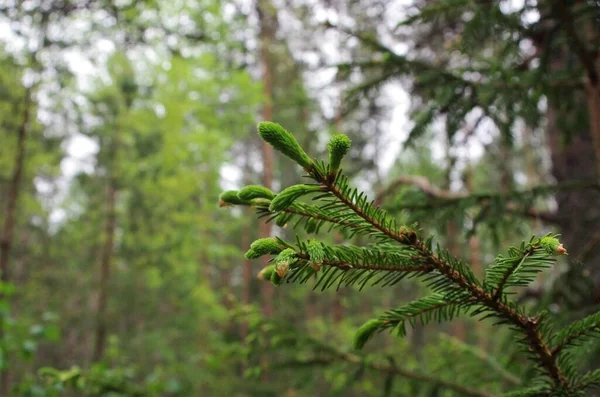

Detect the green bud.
[
  {"left": 307, "top": 240, "right": 325, "bottom": 264},
  {"left": 270, "top": 269, "right": 284, "bottom": 286},
  {"left": 269, "top": 185, "right": 323, "bottom": 212},
  {"left": 257, "top": 264, "right": 276, "bottom": 281},
  {"left": 258, "top": 122, "right": 313, "bottom": 169},
  {"left": 270, "top": 248, "right": 297, "bottom": 278},
  {"left": 275, "top": 247, "right": 296, "bottom": 264},
  {"left": 353, "top": 319, "right": 384, "bottom": 350},
  {"left": 539, "top": 236, "right": 567, "bottom": 255},
  {"left": 250, "top": 198, "right": 271, "bottom": 207},
  {"left": 245, "top": 238, "right": 285, "bottom": 259},
  {"left": 218, "top": 190, "right": 251, "bottom": 207},
  {"left": 238, "top": 185, "right": 275, "bottom": 201},
  {"left": 327, "top": 134, "right": 351, "bottom": 175},
  {"left": 399, "top": 226, "right": 418, "bottom": 244}
]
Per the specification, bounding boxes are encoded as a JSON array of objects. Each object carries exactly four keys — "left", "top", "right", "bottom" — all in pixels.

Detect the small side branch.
[
  {"left": 492, "top": 248, "right": 534, "bottom": 301},
  {"left": 320, "top": 347, "right": 490, "bottom": 397},
  {"left": 375, "top": 176, "right": 600, "bottom": 223},
  {"left": 313, "top": 170, "right": 567, "bottom": 388},
  {"left": 295, "top": 251, "right": 433, "bottom": 273}
]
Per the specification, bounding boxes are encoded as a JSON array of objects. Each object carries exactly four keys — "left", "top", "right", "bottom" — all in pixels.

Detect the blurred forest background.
[{"left": 0, "top": 0, "right": 600, "bottom": 396}]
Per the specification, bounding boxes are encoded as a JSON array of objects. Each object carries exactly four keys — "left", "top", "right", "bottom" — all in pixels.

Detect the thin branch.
[
  {"left": 376, "top": 177, "right": 600, "bottom": 206},
  {"left": 312, "top": 169, "right": 568, "bottom": 388},
  {"left": 453, "top": 114, "right": 486, "bottom": 148},
  {"left": 321, "top": 346, "right": 490, "bottom": 397},
  {"left": 375, "top": 175, "right": 463, "bottom": 205},
  {"left": 441, "top": 334, "right": 522, "bottom": 387},
  {"left": 375, "top": 176, "right": 600, "bottom": 223},
  {"left": 492, "top": 247, "right": 535, "bottom": 301},
  {"left": 329, "top": 47, "right": 584, "bottom": 91},
  {"left": 283, "top": 206, "right": 352, "bottom": 227},
  {"left": 295, "top": 251, "right": 434, "bottom": 274},
  {"left": 551, "top": 318, "right": 600, "bottom": 356}
]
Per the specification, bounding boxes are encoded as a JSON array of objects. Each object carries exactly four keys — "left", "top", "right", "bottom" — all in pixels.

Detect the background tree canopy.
[{"left": 0, "top": 0, "right": 599, "bottom": 396}]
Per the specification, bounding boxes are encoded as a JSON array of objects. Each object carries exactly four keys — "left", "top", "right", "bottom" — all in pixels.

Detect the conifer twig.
[
  {"left": 551, "top": 313, "right": 600, "bottom": 356},
  {"left": 310, "top": 345, "right": 491, "bottom": 397},
  {"left": 491, "top": 247, "right": 535, "bottom": 301},
  {"left": 295, "top": 252, "right": 434, "bottom": 273},
  {"left": 222, "top": 122, "right": 594, "bottom": 393},
  {"left": 376, "top": 176, "right": 600, "bottom": 208},
  {"left": 310, "top": 169, "right": 568, "bottom": 388},
  {"left": 282, "top": 206, "right": 352, "bottom": 227},
  {"left": 440, "top": 334, "right": 522, "bottom": 387}
]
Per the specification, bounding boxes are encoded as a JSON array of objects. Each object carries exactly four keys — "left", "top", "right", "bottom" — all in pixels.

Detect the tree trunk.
[
  {"left": 544, "top": 33, "right": 600, "bottom": 306},
  {"left": 585, "top": 77, "right": 600, "bottom": 176},
  {"left": 0, "top": 88, "right": 31, "bottom": 286},
  {"left": 256, "top": 0, "right": 276, "bottom": 318},
  {"left": 241, "top": 219, "right": 252, "bottom": 337},
  {"left": 0, "top": 87, "right": 31, "bottom": 397},
  {"left": 93, "top": 132, "right": 119, "bottom": 362}
]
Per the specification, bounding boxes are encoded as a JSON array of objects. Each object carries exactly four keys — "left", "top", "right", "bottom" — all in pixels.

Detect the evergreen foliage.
[{"left": 222, "top": 122, "right": 600, "bottom": 396}]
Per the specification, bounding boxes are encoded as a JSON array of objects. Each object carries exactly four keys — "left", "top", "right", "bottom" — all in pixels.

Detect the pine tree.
[{"left": 221, "top": 121, "right": 600, "bottom": 395}]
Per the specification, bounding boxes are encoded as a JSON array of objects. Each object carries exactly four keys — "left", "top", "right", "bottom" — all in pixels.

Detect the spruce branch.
[
  {"left": 354, "top": 294, "right": 471, "bottom": 349},
  {"left": 485, "top": 237, "right": 562, "bottom": 301},
  {"left": 267, "top": 243, "right": 434, "bottom": 291},
  {"left": 439, "top": 334, "right": 522, "bottom": 387},
  {"left": 313, "top": 348, "right": 491, "bottom": 397},
  {"left": 574, "top": 368, "right": 600, "bottom": 391},
  {"left": 294, "top": 251, "right": 433, "bottom": 274},
  {"left": 490, "top": 248, "right": 533, "bottom": 302},
  {"left": 262, "top": 321, "right": 491, "bottom": 397},
  {"left": 551, "top": 312, "right": 600, "bottom": 355},
  {"left": 219, "top": 123, "right": 590, "bottom": 391},
  {"left": 305, "top": 147, "right": 568, "bottom": 387},
  {"left": 375, "top": 176, "right": 600, "bottom": 223},
  {"left": 500, "top": 386, "right": 551, "bottom": 397}
]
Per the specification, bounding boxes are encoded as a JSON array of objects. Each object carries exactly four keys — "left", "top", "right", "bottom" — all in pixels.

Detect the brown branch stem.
[
  {"left": 317, "top": 174, "right": 567, "bottom": 388},
  {"left": 295, "top": 251, "right": 433, "bottom": 273},
  {"left": 492, "top": 247, "right": 534, "bottom": 301},
  {"left": 325, "top": 347, "right": 490, "bottom": 397}
]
